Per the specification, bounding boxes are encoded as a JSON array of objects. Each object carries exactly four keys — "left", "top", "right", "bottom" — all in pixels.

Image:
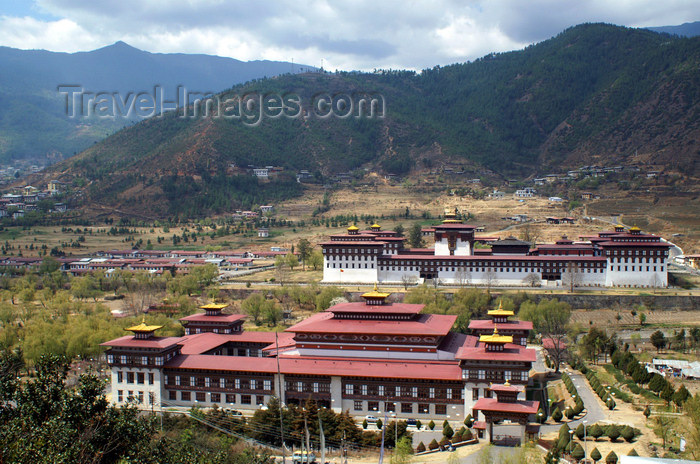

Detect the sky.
[{"left": 0, "top": 0, "right": 699, "bottom": 71}]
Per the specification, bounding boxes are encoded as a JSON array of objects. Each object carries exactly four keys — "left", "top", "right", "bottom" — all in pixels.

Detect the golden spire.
[
  {"left": 493, "top": 325, "right": 499, "bottom": 335},
  {"left": 504, "top": 380, "right": 511, "bottom": 387}
]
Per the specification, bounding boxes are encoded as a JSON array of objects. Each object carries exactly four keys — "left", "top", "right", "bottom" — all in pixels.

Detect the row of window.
[
  {"left": 184, "top": 327, "right": 239, "bottom": 335},
  {"left": 108, "top": 352, "right": 174, "bottom": 366},
  {"left": 285, "top": 380, "right": 331, "bottom": 394},
  {"left": 116, "top": 390, "right": 155, "bottom": 405},
  {"left": 167, "top": 390, "right": 266, "bottom": 405},
  {"left": 353, "top": 400, "right": 448, "bottom": 415},
  {"left": 343, "top": 384, "right": 461, "bottom": 400},
  {"left": 609, "top": 257, "right": 663, "bottom": 263},
  {"left": 166, "top": 374, "right": 272, "bottom": 391},
  {"left": 462, "top": 369, "right": 527, "bottom": 382},
  {"left": 610, "top": 265, "right": 663, "bottom": 272},
  {"left": 606, "top": 248, "right": 666, "bottom": 255},
  {"left": 116, "top": 371, "right": 155, "bottom": 385}
]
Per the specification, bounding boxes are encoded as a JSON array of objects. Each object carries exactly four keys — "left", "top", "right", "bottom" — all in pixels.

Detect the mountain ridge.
[
  {"left": 28, "top": 23, "right": 700, "bottom": 218},
  {"left": 0, "top": 42, "right": 314, "bottom": 163}
]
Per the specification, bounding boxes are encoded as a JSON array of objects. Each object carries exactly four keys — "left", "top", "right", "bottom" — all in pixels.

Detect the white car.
[{"left": 365, "top": 415, "right": 378, "bottom": 423}]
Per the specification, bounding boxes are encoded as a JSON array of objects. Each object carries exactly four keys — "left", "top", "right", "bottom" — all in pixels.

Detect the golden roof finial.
[
  {"left": 493, "top": 325, "right": 499, "bottom": 335},
  {"left": 504, "top": 379, "right": 511, "bottom": 387},
  {"left": 374, "top": 282, "right": 378, "bottom": 291}
]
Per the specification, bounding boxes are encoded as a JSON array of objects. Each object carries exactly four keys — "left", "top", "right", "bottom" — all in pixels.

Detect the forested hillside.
[{"left": 35, "top": 23, "right": 700, "bottom": 217}]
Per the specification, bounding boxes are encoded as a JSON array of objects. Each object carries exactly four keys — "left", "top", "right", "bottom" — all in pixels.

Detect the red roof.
[
  {"left": 468, "top": 320, "right": 533, "bottom": 331},
  {"left": 328, "top": 302, "right": 424, "bottom": 315},
  {"left": 489, "top": 383, "right": 524, "bottom": 394},
  {"left": 457, "top": 343, "right": 536, "bottom": 363},
  {"left": 597, "top": 241, "right": 671, "bottom": 248},
  {"left": 100, "top": 335, "right": 183, "bottom": 349},
  {"left": 473, "top": 398, "right": 539, "bottom": 415},
  {"left": 434, "top": 224, "right": 476, "bottom": 230},
  {"left": 287, "top": 311, "right": 457, "bottom": 337},
  {"left": 166, "top": 355, "right": 464, "bottom": 381},
  {"left": 179, "top": 332, "right": 278, "bottom": 355},
  {"left": 385, "top": 254, "right": 606, "bottom": 262},
  {"left": 319, "top": 241, "right": 385, "bottom": 246},
  {"left": 179, "top": 313, "right": 246, "bottom": 323}
]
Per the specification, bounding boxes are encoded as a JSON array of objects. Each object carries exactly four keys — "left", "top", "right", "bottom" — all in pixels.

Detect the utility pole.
[{"left": 275, "top": 332, "right": 286, "bottom": 464}]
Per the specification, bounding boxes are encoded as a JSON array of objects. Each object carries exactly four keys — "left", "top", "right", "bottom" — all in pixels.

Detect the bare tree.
[
  {"left": 523, "top": 273, "right": 541, "bottom": 287},
  {"left": 401, "top": 274, "right": 418, "bottom": 290},
  {"left": 519, "top": 223, "right": 539, "bottom": 247},
  {"left": 455, "top": 268, "right": 471, "bottom": 287},
  {"left": 563, "top": 262, "right": 583, "bottom": 293},
  {"left": 483, "top": 267, "right": 498, "bottom": 290}
]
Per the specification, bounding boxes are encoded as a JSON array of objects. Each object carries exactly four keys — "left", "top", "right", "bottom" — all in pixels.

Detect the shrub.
[
  {"left": 565, "top": 407, "right": 575, "bottom": 419},
  {"left": 621, "top": 426, "right": 635, "bottom": 443},
  {"left": 442, "top": 419, "right": 449, "bottom": 429},
  {"left": 607, "top": 398, "right": 616, "bottom": 410},
  {"left": 376, "top": 418, "right": 383, "bottom": 429},
  {"left": 415, "top": 419, "right": 422, "bottom": 430},
  {"left": 574, "top": 401, "right": 584, "bottom": 415},
  {"left": 628, "top": 449, "right": 638, "bottom": 456},
  {"left": 591, "top": 447, "right": 602, "bottom": 462},
  {"left": 462, "top": 428, "right": 472, "bottom": 440},
  {"left": 362, "top": 419, "right": 368, "bottom": 429},
  {"left": 606, "top": 450, "right": 618, "bottom": 463},
  {"left": 575, "top": 423, "right": 585, "bottom": 440},
  {"left": 552, "top": 407, "right": 563, "bottom": 422},
  {"left": 590, "top": 424, "right": 604, "bottom": 441},
  {"left": 443, "top": 423, "right": 454, "bottom": 439},
  {"left": 428, "top": 439, "right": 439, "bottom": 450},
  {"left": 572, "top": 444, "right": 585, "bottom": 460},
  {"left": 464, "top": 414, "right": 473, "bottom": 427},
  {"left": 428, "top": 420, "right": 435, "bottom": 430},
  {"left": 607, "top": 424, "right": 620, "bottom": 442},
  {"left": 439, "top": 437, "right": 449, "bottom": 447},
  {"left": 416, "top": 442, "right": 426, "bottom": 453}
]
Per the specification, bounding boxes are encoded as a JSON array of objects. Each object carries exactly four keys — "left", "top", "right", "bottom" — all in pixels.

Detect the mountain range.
[
  {"left": 0, "top": 41, "right": 312, "bottom": 163},
  {"left": 24, "top": 23, "right": 700, "bottom": 218}
]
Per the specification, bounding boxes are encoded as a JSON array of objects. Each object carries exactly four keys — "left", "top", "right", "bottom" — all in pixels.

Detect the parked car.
[
  {"left": 292, "top": 451, "right": 316, "bottom": 463},
  {"left": 365, "top": 415, "right": 378, "bottom": 423},
  {"left": 406, "top": 418, "right": 417, "bottom": 427}
]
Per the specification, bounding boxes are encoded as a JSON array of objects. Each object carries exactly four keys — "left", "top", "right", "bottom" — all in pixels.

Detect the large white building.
[{"left": 321, "top": 215, "right": 671, "bottom": 288}]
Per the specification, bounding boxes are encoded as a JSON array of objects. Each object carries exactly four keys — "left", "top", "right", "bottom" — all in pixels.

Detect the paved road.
[{"left": 541, "top": 370, "right": 606, "bottom": 434}]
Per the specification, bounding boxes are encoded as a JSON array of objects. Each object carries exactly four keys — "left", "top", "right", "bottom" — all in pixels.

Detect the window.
[
  {"left": 117, "top": 390, "right": 123, "bottom": 402},
  {"left": 175, "top": 376, "right": 181, "bottom": 386},
  {"left": 181, "top": 391, "right": 191, "bottom": 401},
  {"left": 226, "top": 394, "right": 236, "bottom": 403},
  {"left": 345, "top": 384, "right": 354, "bottom": 395},
  {"left": 241, "top": 395, "right": 251, "bottom": 405},
  {"left": 256, "top": 395, "right": 265, "bottom": 405},
  {"left": 478, "top": 370, "right": 485, "bottom": 380},
  {"left": 361, "top": 385, "right": 368, "bottom": 396},
  {"left": 220, "top": 378, "right": 226, "bottom": 389},
  {"left": 473, "top": 388, "right": 479, "bottom": 400},
  {"left": 196, "top": 392, "right": 206, "bottom": 402},
  {"left": 264, "top": 380, "right": 272, "bottom": 391},
  {"left": 250, "top": 379, "right": 257, "bottom": 390},
  {"left": 148, "top": 373, "right": 154, "bottom": 385},
  {"left": 120, "top": 355, "right": 127, "bottom": 364},
  {"left": 136, "top": 373, "right": 145, "bottom": 385},
  {"left": 313, "top": 382, "right": 319, "bottom": 393},
  {"left": 368, "top": 401, "right": 379, "bottom": 412},
  {"left": 435, "top": 404, "right": 446, "bottom": 415},
  {"left": 446, "top": 388, "right": 452, "bottom": 399},
  {"left": 148, "top": 392, "right": 154, "bottom": 405},
  {"left": 138, "top": 391, "right": 144, "bottom": 404},
  {"left": 117, "top": 371, "right": 123, "bottom": 383},
  {"left": 378, "top": 385, "right": 385, "bottom": 396},
  {"left": 385, "top": 402, "right": 395, "bottom": 412},
  {"left": 211, "top": 393, "right": 221, "bottom": 403},
  {"left": 168, "top": 390, "right": 177, "bottom": 400},
  {"left": 235, "top": 379, "right": 241, "bottom": 389},
  {"left": 401, "top": 403, "right": 413, "bottom": 414},
  {"left": 205, "top": 377, "right": 211, "bottom": 388},
  {"left": 429, "top": 387, "right": 435, "bottom": 398},
  {"left": 418, "top": 404, "right": 430, "bottom": 415},
  {"left": 395, "top": 386, "right": 401, "bottom": 397},
  {"left": 155, "top": 357, "right": 163, "bottom": 366},
  {"left": 353, "top": 400, "right": 363, "bottom": 411},
  {"left": 126, "top": 372, "right": 134, "bottom": 384},
  {"left": 107, "top": 354, "right": 115, "bottom": 364},
  {"left": 412, "top": 387, "right": 418, "bottom": 398},
  {"left": 141, "top": 356, "right": 148, "bottom": 365},
  {"left": 189, "top": 376, "right": 195, "bottom": 387}
]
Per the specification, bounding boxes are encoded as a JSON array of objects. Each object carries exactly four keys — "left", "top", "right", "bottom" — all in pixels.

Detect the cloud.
[{"left": 0, "top": 0, "right": 698, "bottom": 71}]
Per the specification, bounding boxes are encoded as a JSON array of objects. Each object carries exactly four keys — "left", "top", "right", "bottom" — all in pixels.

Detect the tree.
[
  {"left": 630, "top": 333, "right": 641, "bottom": 351},
  {"left": 575, "top": 423, "right": 585, "bottom": 440},
  {"left": 523, "top": 273, "right": 541, "bottom": 287},
  {"left": 296, "top": 239, "right": 312, "bottom": 270},
  {"left": 653, "top": 415, "right": 675, "bottom": 449},
  {"left": 443, "top": 423, "right": 454, "bottom": 439},
  {"left": 285, "top": 253, "right": 299, "bottom": 270},
  {"left": 428, "top": 420, "right": 435, "bottom": 430},
  {"left": 308, "top": 250, "right": 324, "bottom": 270},
  {"left": 621, "top": 426, "right": 636, "bottom": 443},
  {"left": 551, "top": 407, "right": 563, "bottom": 422},
  {"left": 572, "top": 443, "right": 585, "bottom": 460},
  {"left": 274, "top": 255, "right": 290, "bottom": 283},
  {"left": 661, "top": 383, "right": 675, "bottom": 405},
  {"left": 394, "top": 224, "right": 405, "bottom": 237},
  {"left": 607, "top": 424, "right": 620, "bottom": 442},
  {"left": 454, "top": 268, "right": 471, "bottom": 287},
  {"left": 408, "top": 223, "right": 425, "bottom": 248},
  {"left": 242, "top": 293, "right": 273, "bottom": 325},
  {"left": 428, "top": 438, "right": 439, "bottom": 450},
  {"left": 606, "top": 450, "right": 618, "bottom": 464},
  {"left": 675, "top": 329, "right": 686, "bottom": 353},
  {"left": 639, "top": 312, "right": 646, "bottom": 326},
  {"left": 650, "top": 330, "right": 666, "bottom": 352},
  {"left": 643, "top": 405, "right": 651, "bottom": 419},
  {"left": 590, "top": 424, "right": 604, "bottom": 441},
  {"left": 591, "top": 447, "right": 602, "bottom": 462},
  {"left": 38, "top": 256, "right": 61, "bottom": 275},
  {"left": 673, "top": 385, "right": 691, "bottom": 408},
  {"left": 415, "top": 441, "right": 426, "bottom": 453},
  {"left": 519, "top": 298, "right": 571, "bottom": 371},
  {"left": 563, "top": 261, "right": 583, "bottom": 293},
  {"left": 685, "top": 394, "right": 700, "bottom": 460},
  {"left": 390, "top": 437, "right": 413, "bottom": 464},
  {"left": 400, "top": 274, "right": 417, "bottom": 290}
]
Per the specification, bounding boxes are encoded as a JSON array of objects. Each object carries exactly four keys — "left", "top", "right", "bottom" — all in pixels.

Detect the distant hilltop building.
[{"left": 321, "top": 212, "right": 671, "bottom": 288}]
